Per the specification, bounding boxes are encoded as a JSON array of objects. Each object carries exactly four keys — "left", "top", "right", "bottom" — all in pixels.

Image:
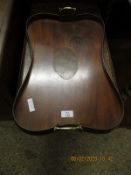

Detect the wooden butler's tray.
[{"left": 13, "top": 10, "right": 124, "bottom": 132}]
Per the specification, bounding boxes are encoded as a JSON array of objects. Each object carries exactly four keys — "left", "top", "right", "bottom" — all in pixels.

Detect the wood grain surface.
[{"left": 13, "top": 18, "right": 123, "bottom": 131}]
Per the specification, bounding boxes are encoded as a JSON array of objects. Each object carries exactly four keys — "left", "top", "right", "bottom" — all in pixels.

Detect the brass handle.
[
  {"left": 54, "top": 125, "right": 82, "bottom": 131},
  {"left": 59, "top": 7, "right": 76, "bottom": 16}
]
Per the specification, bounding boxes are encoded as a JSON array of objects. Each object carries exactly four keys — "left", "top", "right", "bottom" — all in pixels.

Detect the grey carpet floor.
[{"left": 0, "top": 121, "right": 131, "bottom": 175}]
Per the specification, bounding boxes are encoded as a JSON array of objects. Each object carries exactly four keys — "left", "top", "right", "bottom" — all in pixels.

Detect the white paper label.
[
  {"left": 27, "top": 98, "right": 35, "bottom": 112},
  {"left": 61, "top": 110, "right": 74, "bottom": 118}
]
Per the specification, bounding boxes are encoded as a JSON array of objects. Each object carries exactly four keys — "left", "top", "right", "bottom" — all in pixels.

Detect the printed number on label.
[
  {"left": 61, "top": 111, "right": 74, "bottom": 118},
  {"left": 27, "top": 98, "right": 35, "bottom": 112}
]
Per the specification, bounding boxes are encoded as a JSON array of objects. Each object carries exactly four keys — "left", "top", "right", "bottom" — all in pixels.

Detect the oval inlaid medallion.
[{"left": 53, "top": 48, "right": 78, "bottom": 80}]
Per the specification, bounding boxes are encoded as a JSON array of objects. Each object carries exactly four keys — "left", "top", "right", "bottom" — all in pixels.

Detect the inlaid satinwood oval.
[{"left": 53, "top": 47, "right": 78, "bottom": 80}]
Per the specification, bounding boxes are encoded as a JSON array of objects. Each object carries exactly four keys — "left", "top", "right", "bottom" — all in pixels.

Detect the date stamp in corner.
[{"left": 69, "top": 155, "right": 113, "bottom": 162}]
